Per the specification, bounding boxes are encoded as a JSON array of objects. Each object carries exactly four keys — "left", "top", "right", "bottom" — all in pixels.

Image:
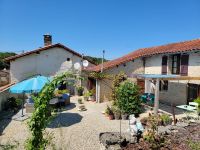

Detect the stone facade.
[
  {"left": 99, "top": 58, "right": 144, "bottom": 102},
  {"left": 0, "top": 70, "right": 9, "bottom": 87}
]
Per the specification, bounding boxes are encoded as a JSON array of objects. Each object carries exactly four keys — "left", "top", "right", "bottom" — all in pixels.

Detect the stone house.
[
  {"left": 4, "top": 35, "right": 95, "bottom": 84},
  {"left": 1, "top": 35, "right": 96, "bottom": 103},
  {"left": 87, "top": 38, "right": 200, "bottom": 105}
]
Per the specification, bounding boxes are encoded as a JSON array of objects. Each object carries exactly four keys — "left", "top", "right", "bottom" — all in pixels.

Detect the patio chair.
[
  {"left": 59, "top": 93, "right": 70, "bottom": 106},
  {"left": 25, "top": 98, "right": 34, "bottom": 113}
]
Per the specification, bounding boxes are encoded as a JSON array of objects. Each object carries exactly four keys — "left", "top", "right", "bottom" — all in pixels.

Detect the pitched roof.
[
  {"left": 0, "top": 83, "right": 15, "bottom": 92},
  {"left": 4, "top": 43, "right": 96, "bottom": 65},
  {"left": 86, "top": 38, "right": 200, "bottom": 72}
]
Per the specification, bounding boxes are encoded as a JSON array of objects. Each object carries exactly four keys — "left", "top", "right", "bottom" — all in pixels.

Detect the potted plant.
[
  {"left": 105, "top": 105, "right": 114, "bottom": 120},
  {"left": 111, "top": 105, "right": 121, "bottom": 120},
  {"left": 78, "top": 98, "right": 83, "bottom": 104},
  {"left": 83, "top": 91, "right": 90, "bottom": 101},
  {"left": 88, "top": 88, "right": 95, "bottom": 101},
  {"left": 77, "top": 86, "right": 84, "bottom": 96},
  {"left": 54, "top": 89, "right": 69, "bottom": 97},
  {"left": 121, "top": 111, "right": 128, "bottom": 120}
]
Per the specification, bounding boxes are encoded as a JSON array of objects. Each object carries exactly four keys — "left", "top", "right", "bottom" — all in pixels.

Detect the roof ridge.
[
  {"left": 3, "top": 43, "right": 96, "bottom": 65},
  {"left": 86, "top": 38, "right": 200, "bottom": 72}
]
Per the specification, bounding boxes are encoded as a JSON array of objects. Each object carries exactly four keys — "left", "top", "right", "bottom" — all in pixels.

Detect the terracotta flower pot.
[
  {"left": 108, "top": 114, "right": 114, "bottom": 120},
  {"left": 114, "top": 112, "right": 121, "bottom": 120},
  {"left": 121, "top": 114, "right": 128, "bottom": 120},
  {"left": 83, "top": 96, "right": 88, "bottom": 101}
]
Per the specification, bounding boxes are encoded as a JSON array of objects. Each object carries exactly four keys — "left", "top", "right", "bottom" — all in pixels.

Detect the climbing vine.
[
  {"left": 89, "top": 72, "right": 111, "bottom": 80},
  {"left": 26, "top": 72, "right": 76, "bottom": 150}
]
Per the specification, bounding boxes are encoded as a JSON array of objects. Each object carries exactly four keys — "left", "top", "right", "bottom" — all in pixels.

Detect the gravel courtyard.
[{"left": 0, "top": 96, "right": 129, "bottom": 150}]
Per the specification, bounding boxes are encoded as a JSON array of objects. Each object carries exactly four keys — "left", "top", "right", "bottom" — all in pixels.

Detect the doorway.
[
  {"left": 187, "top": 83, "right": 200, "bottom": 104},
  {"left": 137, "top": 79, "right": 145, "bottom": 94}
]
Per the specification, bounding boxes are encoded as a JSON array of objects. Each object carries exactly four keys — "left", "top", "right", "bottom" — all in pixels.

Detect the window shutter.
[
  {"left": 161, "top": 56, "right": 168, "bottom": 74},
  {"left": 181, "top": 54, "right": 189, "bottom": 76}
]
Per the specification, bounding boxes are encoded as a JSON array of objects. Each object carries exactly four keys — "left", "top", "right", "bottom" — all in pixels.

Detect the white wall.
[
  {"left": 144, "top": 52, "right": 200, "bottom": 105},
  {"left": 145, "top": 55, "right": 162, "bottom": 74},
  {"left": 10, "top": 47, "right": 93, "bottom": 83}
]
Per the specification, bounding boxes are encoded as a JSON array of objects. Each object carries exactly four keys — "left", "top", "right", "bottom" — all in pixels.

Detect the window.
[
  {"left": 161, "top": 56, "right": 168, "bottom": 74},
  {"left": 159, "top": 80, "right": 168, "bottom": 91},
  {"left": 67, "top": 58, "right": 70, "bottom": 61},
  {"left": 180, "top": 54, "right": 189, "bottom": 76},
  {"left": 172, "top": 54, "right": 180, "bottom": 74}
]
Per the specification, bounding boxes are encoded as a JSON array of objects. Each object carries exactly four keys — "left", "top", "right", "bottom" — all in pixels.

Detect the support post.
[
  {"left": 154, "top": 79, "right": 160, "bottom": 114},
  {"left": 96, "top": 80, "right": 98, "bottom": 102},
  {"left": 22, "top": 93, "right": 25, "bottom": 117},
  {"left": 96, "top": 79, "right": 100, "bottom": 103}
]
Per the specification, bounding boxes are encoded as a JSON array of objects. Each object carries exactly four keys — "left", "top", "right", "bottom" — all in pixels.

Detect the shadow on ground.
[
  {"left": 159, "top": 103, "right": 184, "bottom": 115},
  {"left": 48, "top": 112, "right": 83, "bottom": 128},
  {"left": 0, "top": 110, "right": 15, "bottom": 135},
  {"left": 64, "top": 102, "right": 76, "bottom": 111}
]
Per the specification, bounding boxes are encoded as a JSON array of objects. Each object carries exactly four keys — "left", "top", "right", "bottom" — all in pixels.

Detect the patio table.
[
  {"left": 176, "top": 105, "right": 198, "bottom": 120},
  {"left": 176, "top": 105, "right": 196, "bottom": 112},
  {"left": 49, "top": 98, "right": 59, "bottom": 105}
]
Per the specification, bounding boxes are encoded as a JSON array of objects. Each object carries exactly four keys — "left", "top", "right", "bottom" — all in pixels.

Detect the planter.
[
  {"left": 83, "top": 96, "right": 89, "bottom": 101},
  {"left": 121, "top": 114, "right": 128, "bottom": 120},
  {"left": 78, "top": 99, "right": 82, "bottom": 104},
  {"left": 114, "top": 112, "right": 121, "bottom": 120},
  {"left": 108, "top": 114, "right": 114, "bottom": 120},
  {"left": 78, "top": 91, "right": 83, "bottom": 96},
  {"left": 88, "top": 96, "right": 95, "bottom": 101}
]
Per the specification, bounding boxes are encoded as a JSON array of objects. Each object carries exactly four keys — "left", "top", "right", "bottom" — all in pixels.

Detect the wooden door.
[{"left": 137, "top": 79, "right": 145, "bottom": 94}]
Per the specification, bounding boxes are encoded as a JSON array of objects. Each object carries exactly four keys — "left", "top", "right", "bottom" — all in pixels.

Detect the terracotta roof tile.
[
  {"left": 86, "top": 38, "right": 200, "bottom": 72},
  {"left": 0, "top": 83, "right": 15, "bottom": 92}
]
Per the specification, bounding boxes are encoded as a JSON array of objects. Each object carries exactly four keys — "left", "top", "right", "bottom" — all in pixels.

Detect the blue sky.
[{"left": 0, "top": 0, "right": 200, "bottom": 60}]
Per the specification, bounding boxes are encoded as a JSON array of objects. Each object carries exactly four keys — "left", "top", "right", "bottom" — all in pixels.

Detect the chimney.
[{"left": 43, "top": 34, "right": 52, "bottom": 46}]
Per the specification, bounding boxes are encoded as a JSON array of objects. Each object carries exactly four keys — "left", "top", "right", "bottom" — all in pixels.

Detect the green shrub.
[
  {"left": 16, "top": 98, "right": 23, "bottom": 107},
  {"left": 89, "top": 88, "right": 95, "bottom": 96},
  {"left": 187, "top": 139, "right": 200, "bottom": 150},
  {"left": 116, "top": 81, "right": 142, "bottom": 115},
  {"left": 194, "top": 97, "right": 200, "bottom": 111},
  {"left": 160, "top": 114, "right": 172, "bottom": 125},
  {"left": 84, "top": 91, "right": 90, "bottom": 97},
  {"left": 77, "top": 86, "right": 84, "bottom": 96}
]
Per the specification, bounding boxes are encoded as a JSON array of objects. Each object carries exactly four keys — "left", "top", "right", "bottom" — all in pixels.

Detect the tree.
[
  {"left": 116, "top": 81, "right": 142, "bottom": 116},
  {"left": 84, "top": 56, "right": 108, "bottom": 65},
  {"left": 0, "top": 52, "right": 16, "bottom": 70}
]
